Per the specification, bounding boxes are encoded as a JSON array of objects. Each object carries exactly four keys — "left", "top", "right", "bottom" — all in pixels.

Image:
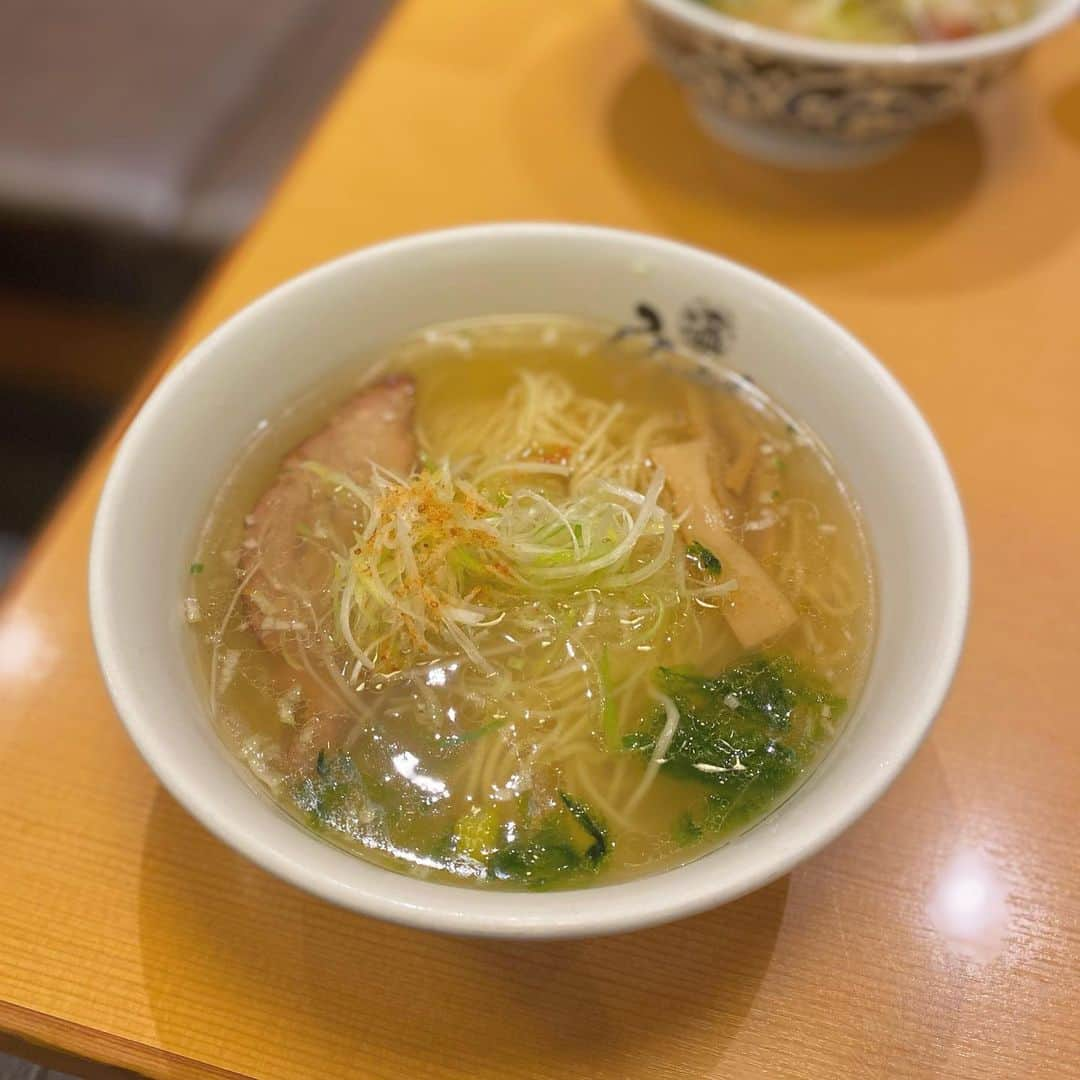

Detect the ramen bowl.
[
  {"left": 90, "top": 224, "right": 968, "bottom": 938},
  {"left": 633, "top": 0, "right": 1079, "bottom": 167}
]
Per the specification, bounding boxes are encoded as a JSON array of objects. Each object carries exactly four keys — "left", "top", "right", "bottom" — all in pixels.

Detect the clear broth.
[{"left": 189, "top": 317, "right": 875, "bottom": 889}]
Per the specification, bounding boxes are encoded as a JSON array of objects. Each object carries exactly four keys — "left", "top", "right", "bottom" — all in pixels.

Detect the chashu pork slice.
[{"left": 241, "top": 373, "right": 416, "bottom": 645}]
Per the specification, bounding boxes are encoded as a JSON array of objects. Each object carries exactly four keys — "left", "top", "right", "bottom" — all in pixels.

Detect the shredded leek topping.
[
  {"left": 250, "top": 370, "right": 728, "bottom": 718},
  {"left": 309, "top": 457, "right": 685, "bottom": 683}
]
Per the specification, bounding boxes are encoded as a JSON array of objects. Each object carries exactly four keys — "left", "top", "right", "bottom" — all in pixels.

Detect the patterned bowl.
[{"left": 632, "top": 0, "right": 1078, "bottom": 167}]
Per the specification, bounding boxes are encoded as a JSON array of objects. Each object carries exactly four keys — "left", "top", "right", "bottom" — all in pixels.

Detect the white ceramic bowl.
[
  {"left": 90, "top": 224, "right": 968, "bottom": 939},
  {"left": 633, "top": 0, "right": 1079, "bottom": 167}
]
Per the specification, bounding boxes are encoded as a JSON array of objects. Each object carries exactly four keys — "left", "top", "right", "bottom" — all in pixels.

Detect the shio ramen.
[{"left": 187, "top": 318, "right": 874, "bottom": 890}]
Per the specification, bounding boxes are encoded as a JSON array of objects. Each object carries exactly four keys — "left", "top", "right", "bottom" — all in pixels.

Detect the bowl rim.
[
  {"left": 636, "top": 0, "right": 1079, "bottom": 67},
  {"left": 90, "top": 223, "right": 970, "bottom": 939}
]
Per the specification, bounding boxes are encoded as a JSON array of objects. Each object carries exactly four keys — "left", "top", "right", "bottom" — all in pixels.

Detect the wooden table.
[{"left": 2, "top": 1, "right": 1078, "bottom": 1076}]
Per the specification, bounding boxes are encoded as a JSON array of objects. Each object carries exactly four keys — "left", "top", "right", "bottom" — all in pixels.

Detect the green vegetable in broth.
[
  {"left": 453, "top": 804, "right": 501, "bottom": 862},
  {"left": 687, "top": 540, "right": 723, "bottom": 575},
  {"left": 189, "top": 317, "right": 873, "bottom": 890},
  {"left": 295, "top": 750, "right": 371, "bottom": 832},
  {"left": 487, "top": 793, "right": 610, "bottom": 888},
  {"left": 558, "top": 792, "right": 609, "bottom": 864},
  {"left": 624, "top": 655, "right": 845, "bottom": 841}
]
